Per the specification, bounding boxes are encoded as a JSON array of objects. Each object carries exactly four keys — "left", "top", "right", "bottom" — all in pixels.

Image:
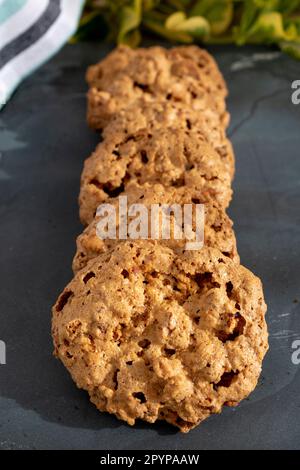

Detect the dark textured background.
[{"left": 0, "top": 43, "right": 299, "bottom": 450}]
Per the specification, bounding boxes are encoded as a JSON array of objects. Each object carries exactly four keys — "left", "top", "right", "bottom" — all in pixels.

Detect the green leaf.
[
  {"left": 177, "top": 16, "right": 211, "bottom": 38},
  {"left": 237, "top": 0, "right": 260, "bottom": 37},
  {"left": 280, "top": 40, "right": 300, "bottom": 59},
  {"left": 143, "top": 0, "right": 160, "bottom": 12},
  {"left": 278, "top": 0, "right": 300, "bottom": 14},
  {"left": 165, "top": 12, "right": 210, "bottom": 39},
  {"left": 117, "top": 0, "right": 142, "bottom": 45},
  {"left": 190, "top": 0, "right": 233, "bottom": 36},
  {"left": 244, "top": 12, "right": 298, "bottom": 43},
  {"left": 252, "top": 0, "right": 280, "bottom": 10},
  {"left": 285, "top": 17, "right": 300, "bottom": 36},
  {"left": 166, "top": 0, "right": 191, "bottom": 9},
  {"left": 75, "top": 0, "right": 300, "bottom": 60},
  {"left": 144, "top": 17, "right": 194, "bottom": 43},
  {"left": 165, "top": 11, "right": 186, "bottom": 30}
]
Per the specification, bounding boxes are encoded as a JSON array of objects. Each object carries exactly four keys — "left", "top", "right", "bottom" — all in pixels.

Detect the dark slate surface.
[{"left": 0, "top": 43, "right": 299, "bottom": 450}]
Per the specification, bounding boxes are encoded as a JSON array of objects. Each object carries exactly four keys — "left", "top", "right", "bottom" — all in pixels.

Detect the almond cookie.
[
  {"left": 103, "top": 99, "right": 235, "bottom": 178},
  {"left": 79, "top": 128, "right": 233, "bottom": 225},
  {"left": 52, "top": 241, "right": 268, "bottom": 432},
  {"left": 86, "top": 45, "right": 228, "bottom": 130},
  {"left": 73, "top": 182, "right": 239, "bottom": 273},
  {"left": 87, "top": 45, "right": 227, "bottom": 99}
]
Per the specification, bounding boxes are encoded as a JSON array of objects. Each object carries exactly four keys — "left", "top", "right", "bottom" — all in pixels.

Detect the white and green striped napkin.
[{"left": 0, "top": 0, "right": 85, "bottom": 109}]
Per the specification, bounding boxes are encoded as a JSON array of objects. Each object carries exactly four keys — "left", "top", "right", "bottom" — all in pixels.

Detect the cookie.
[
  {"left": 73, "top": 182, "right": 239, "bottom": 273},
  {"left": 102, "top": 99, "right": 234, "bottom": 178},
  {"left": 86, "top": 45, "right": 228, "bottom": 130},
  {"left": 167, "top": 45, "right": 227, "bottom": 98},
  {"left": 52, "top": 240, "right": 268, "bottom": 432},
  {"left": 87, "top": 45, "right": 227, "bottom": 99},
  {"left": 79, "top": 128, "right": 233, "bottom": 225}
]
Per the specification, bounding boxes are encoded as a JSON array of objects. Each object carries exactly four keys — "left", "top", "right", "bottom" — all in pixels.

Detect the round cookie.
[
  {"left": 102, "top": 99, "right": 235, "bottom": 178},
  {"left": 86, "top": 45, "right": 228, "bottom": 130},
  {"left": 52, "top": 240, "right": 268, "bottom": 432},
  {"left": 87, "top": 45, "right": 227, "bottom": 100},
  {"left": 79, "top": 128, "right": 233, "bottom": 225},
  {"left": 73, "top": 182, "right": 239, "bottom": 273}
]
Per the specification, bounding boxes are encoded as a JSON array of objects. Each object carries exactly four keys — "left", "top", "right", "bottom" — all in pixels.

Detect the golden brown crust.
[
  {"left": 102, "top": 99, "right": 234, "bottom": 178},
  {"left": 73, "top": 182, "right": 239, "bottom": 273},
  {"left": 87, "top": 45, "right": 227, "bottom": 97},
  {"left": 79, "top": 128, "right": 233, "bottom": 225},
  {"left": 86, "top": 45, "right": 228, "bottom": 130},
  {"left": 52, "top": 241, "right": 268, "bottom": 432}
]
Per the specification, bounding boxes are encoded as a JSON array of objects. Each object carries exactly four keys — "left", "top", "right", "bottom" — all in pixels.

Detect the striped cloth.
[{"left": 0, "top": 0, "right": 85, "bottom": 109}]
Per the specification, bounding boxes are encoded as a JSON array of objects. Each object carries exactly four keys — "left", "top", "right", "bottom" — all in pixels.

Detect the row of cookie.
[
  {"left": 73, "top": 47, "right": 238, "bottom": 296},
  {"left": 52, "top": 46, "right": 268, "bottom": 432},
  {"left": 77, "top": 46, "right": 236, "bottom": 264}
]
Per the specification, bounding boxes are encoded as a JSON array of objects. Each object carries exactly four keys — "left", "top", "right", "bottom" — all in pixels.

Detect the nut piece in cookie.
[
  {"left": 79, "top": 128, "right": 233, "bottom": 225},
  {"left": 73, "top": 182, "right": 239, "bottom": 273},
  {"left": 52, "top": 241, "right": 268, "bottom": 432}
]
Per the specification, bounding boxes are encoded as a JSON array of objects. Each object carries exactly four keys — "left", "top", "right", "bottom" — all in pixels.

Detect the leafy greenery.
[{"left": 73, "top": 0, "right": 300, "bottom": 58}]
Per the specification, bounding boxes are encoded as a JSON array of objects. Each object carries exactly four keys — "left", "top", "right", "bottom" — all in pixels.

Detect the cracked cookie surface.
[
  {"left": 73, "top": 182, "right": 239, "bottom": 273},
  {"left": 103, "top": 99, "right": 234, "bottom": 178},
  {"left": 79, "top": 128, "right": 233, "bottom": 225},
  {"left": 52, "top": 241, "right": 268, "bottom": 432},
  {"left": 86, "top": 45, "right": 228, "bottom": 130}
]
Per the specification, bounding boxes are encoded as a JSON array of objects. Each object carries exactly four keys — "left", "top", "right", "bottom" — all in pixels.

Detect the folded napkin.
[{"left": 0, "top": 0, "right": 84, "bottom": 109}]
